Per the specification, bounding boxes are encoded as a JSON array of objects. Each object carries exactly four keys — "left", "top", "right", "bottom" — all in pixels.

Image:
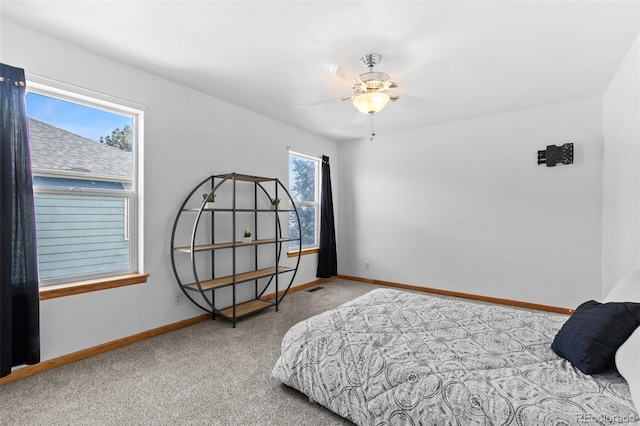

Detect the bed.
[{"left": 272, "top": 281, "right": 640, "bottom": 425}]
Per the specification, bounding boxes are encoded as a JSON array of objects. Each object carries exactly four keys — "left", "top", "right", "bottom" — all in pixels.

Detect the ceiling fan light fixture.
[{"left": 353, "top": 91, "right": 390, "bottom": 114}]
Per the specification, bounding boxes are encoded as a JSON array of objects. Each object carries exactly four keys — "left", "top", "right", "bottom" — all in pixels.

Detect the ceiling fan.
[{"left": 299, "top": 53, "right": 448, "bottom": 116}]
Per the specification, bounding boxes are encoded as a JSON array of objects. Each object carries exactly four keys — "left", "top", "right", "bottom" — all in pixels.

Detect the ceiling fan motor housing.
[
  {"left": 354, "top": 72, "right": 397, "bottom": 95},
  {"left": 354, "top": 54, "right": 397, "bottom": 95}
]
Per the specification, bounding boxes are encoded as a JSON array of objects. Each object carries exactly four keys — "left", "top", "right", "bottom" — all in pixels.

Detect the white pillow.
[
  {"left": 606, "top": 269, "right": 640, "bottom": 413},
  {"left": 604, "top": 269, "right": 640, "bottom": 303},
  {"left": 616, "top": 327, "right": 640, "bottom": 413}
]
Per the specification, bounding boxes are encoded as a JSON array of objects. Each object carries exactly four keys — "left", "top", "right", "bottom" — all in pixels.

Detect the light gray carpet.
[{"left": 0, "top": 279, "right": 389, "bottom": 425}]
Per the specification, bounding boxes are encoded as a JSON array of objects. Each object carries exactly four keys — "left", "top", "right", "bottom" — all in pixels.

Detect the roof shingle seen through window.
[{"left": 28, "top": 118, "right": 132, "bottom": 179}]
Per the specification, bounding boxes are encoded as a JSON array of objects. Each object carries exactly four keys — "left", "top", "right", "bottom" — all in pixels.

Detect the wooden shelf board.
[
  {"left": 219, "top": 299, "right": 274, "bottom": 318},
  {"left": 182, "top": 208, "right": 296, "bottom": 213},
  {"left": 182, "top": 208, "right": 234, "bottom": 212},
  {"left": 182, "top": 266, "right": 294, "bottom": 291},
  {"left": 174, "top": 238, "right": 298, "bottom": 253},
  {"left": 215, "top": 173, "right": 275, "bottom": 183}
]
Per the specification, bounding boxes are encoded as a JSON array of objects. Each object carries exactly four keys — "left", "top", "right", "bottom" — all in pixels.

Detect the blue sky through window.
[{"left": 26, "top": 92, "right": 132, "bottom": 142}]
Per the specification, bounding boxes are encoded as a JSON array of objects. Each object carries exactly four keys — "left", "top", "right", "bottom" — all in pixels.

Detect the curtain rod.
[
  {"left": 287, "top": 146, "right": 323, "bottom": 159},
  {"left": 25, "top": 72, "right": 149, "bottom": 111}
]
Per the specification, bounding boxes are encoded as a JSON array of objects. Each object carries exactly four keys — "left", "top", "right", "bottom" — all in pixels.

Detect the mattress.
[{"left": 272, "top": 288, "right": 639, "bottom": 425}]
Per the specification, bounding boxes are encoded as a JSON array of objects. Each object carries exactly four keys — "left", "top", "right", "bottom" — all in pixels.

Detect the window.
[
  {"left": 26, "top": 83, "right": 142, "bottom": 287},
  {"left": 288, "top": 150, "right": 320, "bottom": 251}
]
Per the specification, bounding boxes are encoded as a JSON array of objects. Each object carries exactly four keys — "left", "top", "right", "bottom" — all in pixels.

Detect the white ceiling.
[{"left": 2, "top": 1, "right": 639, "bottom": 141}]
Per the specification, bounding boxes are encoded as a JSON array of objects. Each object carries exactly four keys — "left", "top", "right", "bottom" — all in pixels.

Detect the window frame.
[
  {"left": 26, "top": 80, "right": 145, "bottom": 290},
  {"left": 288, "top": 150, "right": 321, "bottom": 252}
]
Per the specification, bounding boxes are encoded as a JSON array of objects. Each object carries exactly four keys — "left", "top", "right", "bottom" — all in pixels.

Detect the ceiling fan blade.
[
  {"left": 296, "top": 96, "right": 353, "bottom": 108},
  {"left": 397, "top": 59, "right": 450, "bottom": 86},
  {"left": 322, "top": 63, "right": 352, "bottom": 82},
  {"left": 392, "top": 93, "right": 440, "bottom": 110}
]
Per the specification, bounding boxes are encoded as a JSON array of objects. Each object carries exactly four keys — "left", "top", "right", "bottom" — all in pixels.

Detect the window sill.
[
  {"left": 287, "top": 247, "right": 319, "bottom": 258},
  {"left": 39, "top": 273, "right": 149, "bottom": 300}
]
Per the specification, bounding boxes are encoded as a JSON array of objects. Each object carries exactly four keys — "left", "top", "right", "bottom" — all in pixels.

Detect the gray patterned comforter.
[{"left": 272, "top": 288, "right": 639, "bottom": 425}]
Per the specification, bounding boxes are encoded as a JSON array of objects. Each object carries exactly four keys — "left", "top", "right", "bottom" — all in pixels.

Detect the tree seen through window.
[{"left": 289, "top": 153, "right": 320, "bottom": 249}]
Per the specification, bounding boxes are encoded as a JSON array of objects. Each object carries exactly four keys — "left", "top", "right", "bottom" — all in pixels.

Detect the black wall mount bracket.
[{"left": 538, "top": 143, "right": 574, "bottom": 167}]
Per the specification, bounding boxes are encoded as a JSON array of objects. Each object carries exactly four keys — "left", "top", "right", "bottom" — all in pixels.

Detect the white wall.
[
  {"left": 339, "top": 97, "right": 604, "bottom": 309},
  {"left": 1, "top": 21, "right": 337, "bottom": 361},
  {"left": 602, "top": 34, "right": 640, "bottom": 296}
]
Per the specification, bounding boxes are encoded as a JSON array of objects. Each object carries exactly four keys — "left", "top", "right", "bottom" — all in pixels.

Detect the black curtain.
[
  {"left": 0, "top": 63, "right": 40, "bottom": 378},
  {"left": 316, "top": 155, "right": 337, "bottom": 278}
]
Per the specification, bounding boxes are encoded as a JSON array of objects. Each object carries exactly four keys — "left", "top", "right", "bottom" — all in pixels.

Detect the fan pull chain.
[{"left": 370, "top": 113, "right": 376, "bottom": 141}]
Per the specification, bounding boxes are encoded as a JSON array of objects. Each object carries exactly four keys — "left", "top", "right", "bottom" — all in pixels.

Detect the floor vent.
[{"left": 307, "top": 286, "right": 324, "bottom": 292}]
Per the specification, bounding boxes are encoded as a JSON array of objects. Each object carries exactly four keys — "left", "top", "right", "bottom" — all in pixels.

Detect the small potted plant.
[
  {"left": 242, "top": 228, "right": 252, "bottom": 243},
  {"left": 270, "top": 198, "right": 281, "bottom": 210},
  {"left": 202, "top": 192, "right": 215, "bottom": 209}
]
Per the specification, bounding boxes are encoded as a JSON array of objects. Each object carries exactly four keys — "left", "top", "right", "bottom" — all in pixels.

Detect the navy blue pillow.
[{"left": 551, "top": 300, "right": 640, "bottom": 375}]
